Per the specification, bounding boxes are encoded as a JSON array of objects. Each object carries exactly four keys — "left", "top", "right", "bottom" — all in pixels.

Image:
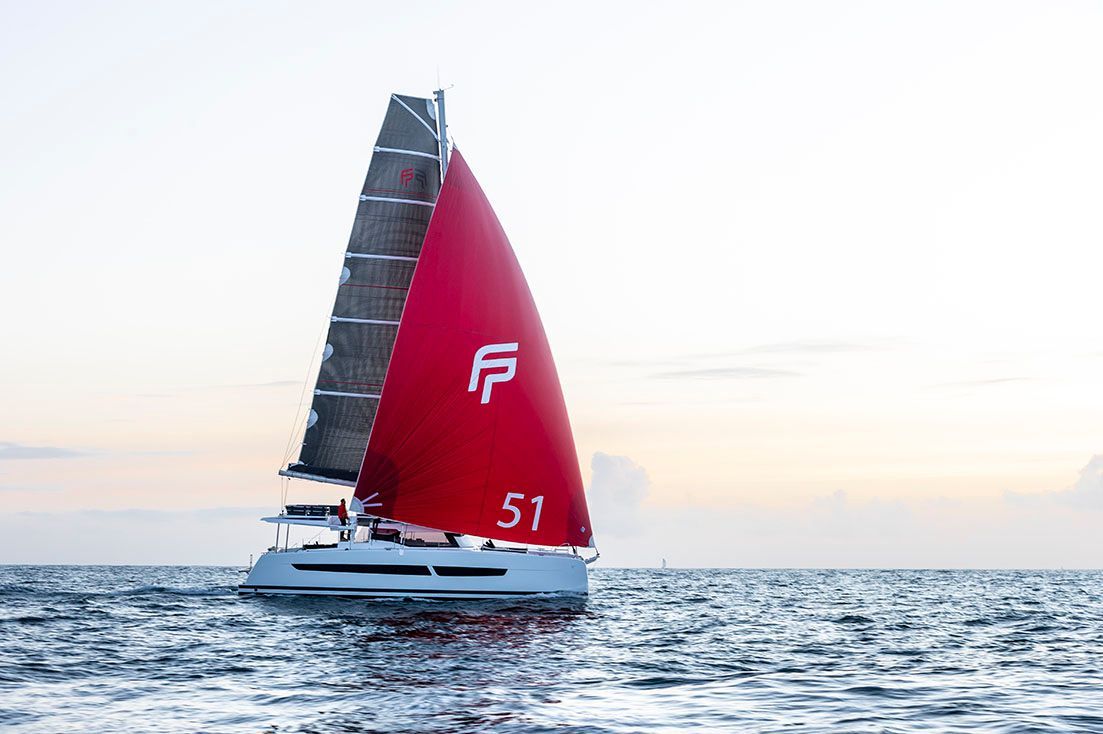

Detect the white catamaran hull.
[{"left": 239, "top": 544, "right": 588, "bottom": 599}]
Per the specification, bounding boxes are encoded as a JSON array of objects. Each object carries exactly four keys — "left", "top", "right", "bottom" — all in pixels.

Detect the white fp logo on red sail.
[{"left": 468, "top": 342, "right": 518, "bottom": 404}]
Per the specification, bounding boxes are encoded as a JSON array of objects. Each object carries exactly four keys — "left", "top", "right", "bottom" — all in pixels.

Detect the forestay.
[{"left": 284, "top": 94, "right": 442, "bottom": 485}]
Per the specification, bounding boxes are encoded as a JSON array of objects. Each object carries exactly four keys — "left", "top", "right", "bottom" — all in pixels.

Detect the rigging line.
[
  {"left": 390, "top": 95, "right": 439, "bottom": 142},
  {"left": 276, "top": 475, "right": 289, "bottom": 516},
  {"left": 281, "top": 315, "right": 329, "bottom": 467}
]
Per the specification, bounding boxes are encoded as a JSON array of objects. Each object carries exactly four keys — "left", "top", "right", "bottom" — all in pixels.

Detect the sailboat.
[{"left": 239, "top": 90, "right": 596, "bottom": 599}]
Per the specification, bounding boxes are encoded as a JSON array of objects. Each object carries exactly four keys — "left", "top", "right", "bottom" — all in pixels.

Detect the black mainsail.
[{"left": 282, "top": 94, "right": 443, "bottom": 486}]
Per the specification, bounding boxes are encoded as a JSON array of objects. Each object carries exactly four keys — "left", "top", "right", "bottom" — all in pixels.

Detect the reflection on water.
[
  {"left": 1, "top": 566, "right": 1101, "bottom": 733},
  {"left": 255, "top": 594, "right": 589, "bottom": 649}
]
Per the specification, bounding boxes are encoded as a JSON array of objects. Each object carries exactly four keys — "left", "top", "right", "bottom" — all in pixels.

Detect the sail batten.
[
  {"left": 345, "top": 253, "right": 419, "bottom": 262},
  {"left": 374, "top": 146, "right": 440, "bottom": 160},
  {"left": 287, "top": 94, "right": 441, "bottom": 484},
  {"left": 358, "top": 195, "right": 435, "bottom": 207},
  {"left": 331, "top": 317, "right": 402, "bottom": 326},
  {"left": 390, "top": 94, "right": 439, "bottom": 141}
]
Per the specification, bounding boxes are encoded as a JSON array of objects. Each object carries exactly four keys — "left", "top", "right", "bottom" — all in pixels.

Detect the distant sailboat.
[
  {"left": 661, "top": 558, "right": 667, "bottom": 570},
  {"left": 240, "top": 90, "right": 596, "bottom": 599}
]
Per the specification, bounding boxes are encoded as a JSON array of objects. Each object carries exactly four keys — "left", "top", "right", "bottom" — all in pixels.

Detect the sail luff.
[{"left": 285, "top": 94, "right": 442, "bottom": 485}]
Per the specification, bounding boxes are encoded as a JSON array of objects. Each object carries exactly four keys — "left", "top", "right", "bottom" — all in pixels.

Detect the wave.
[
  {"left": 0, "top": 567, "right": 1100, "bottom": 733},
  {"left": 111, "top": 584, "right": 235, "bottom": 597},
  {"left": 0, "top": 584, "right": 235, "bottom": 600}
]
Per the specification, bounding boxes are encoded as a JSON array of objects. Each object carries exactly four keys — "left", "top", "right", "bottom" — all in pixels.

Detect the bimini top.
[{"left": 353, "top": 150, "right": 593, "bottom": 548}]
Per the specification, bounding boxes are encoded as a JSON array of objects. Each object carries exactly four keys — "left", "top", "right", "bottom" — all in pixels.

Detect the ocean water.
[{"left": 0, "top": 567, "right": 1100, "bottom": 733}]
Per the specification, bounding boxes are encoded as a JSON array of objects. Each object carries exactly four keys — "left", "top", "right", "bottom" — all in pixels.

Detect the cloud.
[
  {"left": 929, "top": 377, "right": 1031, "bottom": 389},
  {"left": 3, "top": 457, "right": 1097, "bottom": 567},
  {"left": 239, "top": 380, "right": 301, "bottom": 388},
  {"left": 1006, "top": 455, "right": 1103, "bottom": 510},
  {"left": 589, "top": 456, "right": 1102, "bottom": 568},
  {"left": 0, "top": 442, "right": 83, "bottom": 460},
  {"left": 650, "top": 366, "right": 800, "bottom": 380},
  {"left": 607, "top": 359, "right": 684, "bottom": 368},
  {"left": 0, "top": 507, "right": 275, "bottom": 565},
  {"left": 615, "top": 340, "right": 884, "bottom": 369},
  {"left": 0, "top": 483, "right": 63, "bottom": 493},
  {"left": 587, "top": 453, "right": 651, "bottom": 537},
  {"left": 627, "top": 339, "right": 890, "bottom": 380},
  {"left": 602, "top": 491, "right": 1099, "bottom": 569},
  {"left": 74, "top": 506, "right": 271, "bottom": 520},
  {"left": 1057, "top": 456, "right": 1103, "bottom": 508},
  {"left": 690, "top": 340, "right": 884, "bottom": 358},
  {"left": 807, "top": 489, "right": 915, "bottom": 537},
  {"left": 200, "top": 380, "right": 302, "bottom": 391},
  {"left": 0, "top": 443, "right": 188, "bottom": 461}
]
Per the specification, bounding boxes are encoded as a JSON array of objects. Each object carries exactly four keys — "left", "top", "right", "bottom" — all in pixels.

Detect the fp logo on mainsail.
[{"left": 469, "top": 343, "right": 518, "bottom": 404}]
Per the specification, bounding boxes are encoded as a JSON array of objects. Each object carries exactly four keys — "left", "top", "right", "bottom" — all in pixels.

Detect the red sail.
[{"left": 354, "top": 151, "right": 593, "bottom": 547}]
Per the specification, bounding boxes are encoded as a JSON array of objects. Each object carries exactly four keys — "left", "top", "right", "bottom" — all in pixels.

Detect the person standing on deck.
[{"left": 337, "top": 498, "right": 349, "bottom": 542}]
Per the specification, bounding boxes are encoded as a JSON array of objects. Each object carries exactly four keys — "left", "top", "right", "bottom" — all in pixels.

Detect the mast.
[{"left": 434, "top": 88, "right": 449, "bottom": 178}]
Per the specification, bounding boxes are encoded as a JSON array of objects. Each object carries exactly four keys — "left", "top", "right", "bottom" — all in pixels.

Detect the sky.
[{"left": 1, "top": 0, "right": 1101, "bottom": 566}]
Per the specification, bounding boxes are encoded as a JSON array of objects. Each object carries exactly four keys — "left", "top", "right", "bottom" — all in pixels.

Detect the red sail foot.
[{"left": 354, "top": 150, "right": 593, "bottom": 548}]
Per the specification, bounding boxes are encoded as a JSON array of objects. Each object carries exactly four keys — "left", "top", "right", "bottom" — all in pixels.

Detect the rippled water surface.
[{"left": 1, "top": 567, "right": 1101, "bottom": 732}]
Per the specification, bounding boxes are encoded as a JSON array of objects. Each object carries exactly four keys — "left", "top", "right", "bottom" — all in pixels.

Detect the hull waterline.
[{"left": 239, "top": 543, "right": 588, "bottom": 599}]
